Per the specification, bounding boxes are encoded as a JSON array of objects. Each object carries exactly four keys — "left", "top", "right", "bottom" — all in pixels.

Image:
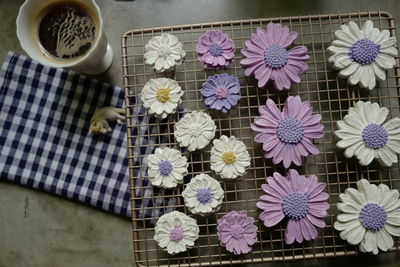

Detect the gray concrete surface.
[{"left": 0, "top": 0, "right": 400, "bottom": 266}]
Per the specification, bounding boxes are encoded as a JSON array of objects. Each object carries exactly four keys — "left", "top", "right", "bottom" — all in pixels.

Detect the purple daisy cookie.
[
  {"left": 196, "top": 30, "right": 235, "bottom": 69},
  {"left": 251, "top": 95, "right": 324, "bottom": 168},
  {"left": 256, "top": 169, "right": 330, "bottom": 245},
  {"left": 217, "top": 210, "right": 258, "bottom": 255},
  {"left": 240, "top": 23, "right": 309, "bottom": 91},
  {"left": 201, "top": 73, "right": 241, "bottom": 113}
]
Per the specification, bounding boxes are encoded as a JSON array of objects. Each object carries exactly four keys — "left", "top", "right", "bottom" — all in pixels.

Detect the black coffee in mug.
[{"left": 37, "top": 1, "right": 98, "bottom": 61}]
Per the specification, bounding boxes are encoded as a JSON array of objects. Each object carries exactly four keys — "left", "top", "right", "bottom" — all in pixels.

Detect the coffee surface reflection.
[{"left": 38, "top": 3, "right": 97, "bottom": 60}]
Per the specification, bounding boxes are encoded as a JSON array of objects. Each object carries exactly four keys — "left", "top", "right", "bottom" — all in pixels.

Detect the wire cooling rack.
[{"left": 121, "top": 11, "right": 400, "bottom": 267}]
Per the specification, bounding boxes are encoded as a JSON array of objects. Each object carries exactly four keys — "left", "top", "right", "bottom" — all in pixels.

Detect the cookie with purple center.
[
  {"left": 240, "top": 23, "right": 309, "bottom": 91},
  {"left": 251, "top": 95, "right": 324, "bottom": 168},
  {"left": 147, "top": 147, "right": 189, "bottom": 189},
  {"left": 334, "top": 179, "right": 400, "bottom": 254},
  {"left": 154, "top": 211, "right": 199, "bottom": 255},
  {"left": 196, "top": 30, "right": 235, "bottom": 69},
  {"left": 217, "top": 211, "right": 258, "bottom": 255},
  {"left": 335, "top": 101, "right": 400, "bottom": 167},
  {"left": 201, "top": 73, "right": 241, "bottom": 113},
  {"left": 182, "top": 173, "right": 224, "bottom": 216},
  {"left": 256, "top": 169, "right": 330, "bottom": 245},
  {"left": 328, "top": 20, "right": 398, "bottom": 90}
]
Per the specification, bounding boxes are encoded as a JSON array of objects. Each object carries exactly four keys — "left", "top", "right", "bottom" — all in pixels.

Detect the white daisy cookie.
[
  {"left": 154, "top": 211, "right": 199, "bottom": 255},
  {"left": 147, "top": 147, "right": 189, "bottom": 189},
  {"left": 334, "top": 179, "right": 400, "bottom": 255},
  {"left": 174, "top": 111, "right": 217, "bottom": 152},
  {"left": 144, "top": 33, "right": 186, "bottom": 72},
  {"left": 182, "top": 173, "right": 224, "bottom": 216},
  {"left": 210, "top": 135, "right": 251, "bottom": 179},
  {"left": 335, "top": 101, "right": 400, "bottom": 167},
  {"left": 328, "top": 20, "right": 398, "bottom": 90},
  {"left": 141, "top": 78, "right": 184, "bottom": 119}
]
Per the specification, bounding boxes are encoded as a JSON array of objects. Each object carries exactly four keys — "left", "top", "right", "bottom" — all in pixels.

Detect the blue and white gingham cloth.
[{"left": 0, "top": 52, "right": 174, "bottom": 219}]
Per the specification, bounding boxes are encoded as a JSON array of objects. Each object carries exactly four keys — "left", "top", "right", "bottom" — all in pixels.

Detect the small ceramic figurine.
[{"left": 89, "top": 106, "right": 125, "bottom": 134}]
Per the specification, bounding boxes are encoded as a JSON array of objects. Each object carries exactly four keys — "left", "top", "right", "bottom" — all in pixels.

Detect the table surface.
[{"left": 1, "top": 0, "right": 400, "bottom": 266}]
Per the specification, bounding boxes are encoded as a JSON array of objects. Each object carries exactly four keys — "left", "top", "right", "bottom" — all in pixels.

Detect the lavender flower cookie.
[
  {"left": 257, "top": 169, "right": 330, "bottom": 245},
  {"left": 217, "top": 211, "right": 258, "bottom": 255},
  {"left": 201, "top": 73, "right": 241, "bottom": 113},
  {"left": 241, "top": 23, "right": 309, "bottom": 90},
  {"left": 196, "top": 30, "right": 235, "bottom": 69},
  {"left": 251, "top": 96, "right": 324, "bottom": 168}
]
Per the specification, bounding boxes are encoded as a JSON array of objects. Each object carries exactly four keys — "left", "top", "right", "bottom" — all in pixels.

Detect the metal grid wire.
[{"left": 121, "top": 11, "right": 400, "bottom": 267}]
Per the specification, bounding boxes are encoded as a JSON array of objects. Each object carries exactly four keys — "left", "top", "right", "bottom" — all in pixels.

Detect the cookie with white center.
[
  {"left": 144, "top": 33, "right": 186, "bottom": 72},
  {"left": 174, "top": 111, "right": 217, "bottom": 152}
]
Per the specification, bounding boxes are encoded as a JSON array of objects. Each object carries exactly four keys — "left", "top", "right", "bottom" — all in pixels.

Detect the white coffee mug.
[{"left": 16, "top": 0, "right": 113, "bottom": 75}]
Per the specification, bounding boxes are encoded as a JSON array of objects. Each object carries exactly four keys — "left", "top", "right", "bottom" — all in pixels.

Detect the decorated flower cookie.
[
  {"left": 144, "top": 33, "right": 186, "bottom": 72},
  {"left": 334, "top": 179, "right": 400, "bottom": 254},
  {"left": 210, "top": 135, "right": 251, "bottom": 179},
  {"left": 147, "top": 147, "right": 189, "bottom": 189},
  {"left": 182, "top": 173, "right": 224, "bottom": 216},
  {"left": 335, "top": 101, "right": 400, "bottom": 167},
  {"left": 174, "top": 111, "right": 217, "bottom": 151},
  {"left": 217, "top": 210, "right": 258, "bottom": 255},
  {"left": 251, "top": 95, "right": 324, "bottom": 168},
  {"left": 241, "top": 23, "right": 309, "bottom": 90},
  {"left": 141, "top": 78, "right": 184, "bottom": 119},
  {"left": 201, "top": 73, "right": 241, "bottom": 113},
  {"left": 196, "top": 30, "right": 235, "bottom": 69},
  {"left": 154, "top": 211, "right": 199, "bottom": 255},
  {"left": 328, "top": 20, "right": 398, "bottom": 90},
  {"left": 257, "top": 169, "right": 330, "bottom": 245}
]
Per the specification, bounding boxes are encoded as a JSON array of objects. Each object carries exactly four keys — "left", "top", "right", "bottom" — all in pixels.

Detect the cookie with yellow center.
[
  {"left": 141, "top": 78, "right": 184, "bottom": 119},
  {"left": 210, "top": 135, "right": 251, "bottom": 179}
]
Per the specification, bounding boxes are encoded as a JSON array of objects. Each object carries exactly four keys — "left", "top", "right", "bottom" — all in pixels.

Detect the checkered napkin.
[{"left": 0, "top": 52, "right": 174, "bottom": 219}]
